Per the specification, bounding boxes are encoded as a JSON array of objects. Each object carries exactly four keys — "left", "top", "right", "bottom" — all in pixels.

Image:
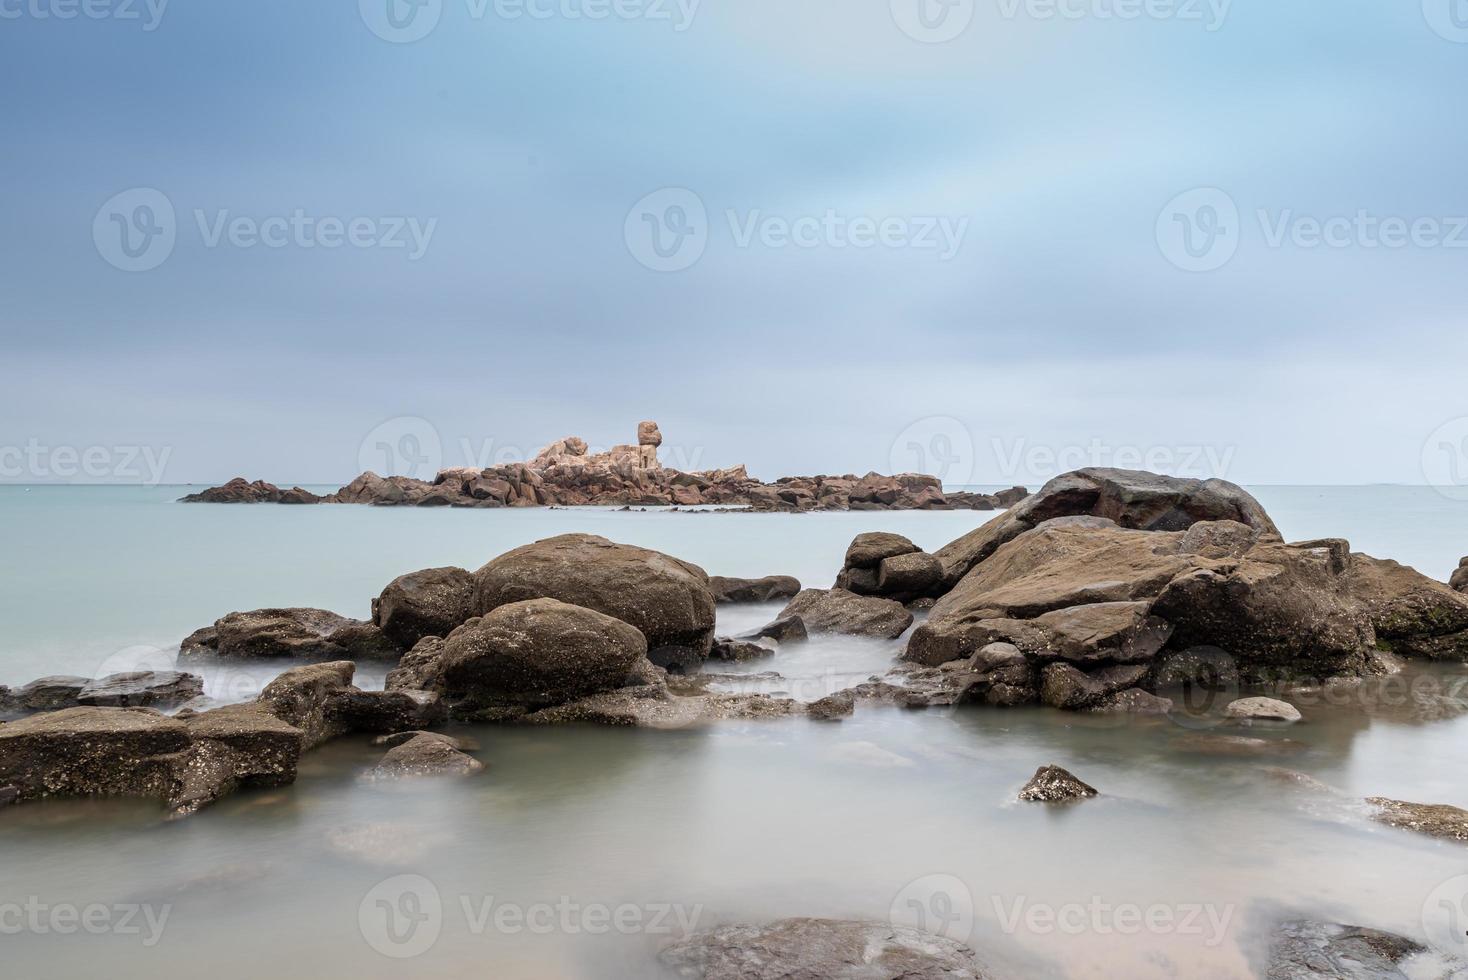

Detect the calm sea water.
[{"left": 2, "top": 485, "right": 1467, "bottom": 978}]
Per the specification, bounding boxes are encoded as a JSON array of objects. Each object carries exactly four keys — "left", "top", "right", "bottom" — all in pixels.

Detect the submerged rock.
[
  {"left": 1017, "top": 764, "right": 1097, "bottom": 802},
  {"left": 362, "top": 732, "right": 482, "bottom": 782},
  {"left": 708, "top": 574, "right": 801, "bottom": 604},
  {"left": 659, "top": 917, "right": 986, "bottom": 980},
  {"left": 1264, "top": 919, "right": 1440, "bottom": 980},
  {"left": 0, "top": 707, "right": 192, "bottom": 804},
  {"left": 778, "top": 589, "right": 913, "bottom": 639},
  {"left": 180, "top": 608, "right": 400, "bottom": 661},
  {"left": 808, "top": 690, "right": 855, "bottom": 721},
  {"left": 471, "top": 533, "right": 716, "bottom": 670},
  {"left": 738, "top": 615, "right": 808, "bottom": 644},
  {"left": 1366, "top": 797, "right": 1468, "bottom": 842},
  {"left": 1225, "top": 697, "right": 1302, "bottom": 723},
  {"left": 709, "top": 638, "right": 775, "bottom": 663}
]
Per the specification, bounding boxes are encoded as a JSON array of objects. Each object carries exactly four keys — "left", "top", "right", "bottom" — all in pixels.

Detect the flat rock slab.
[
  {"left": 1367, "top": 797, "right": 1468, "bottom": 842},
  {"left": 1265, "top": 919, "right": 1440, "bottom": 980},
  {"left": 659, "top": 917, "right": 987, "bottom": 979},
  {"left": 1226, "top": 696, "right": 1302, "bottom": 723}
]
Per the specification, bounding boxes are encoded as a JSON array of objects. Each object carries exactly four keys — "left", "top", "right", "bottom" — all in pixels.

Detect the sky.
[{"left": 2, "top": 0, "right": 1468, "bottom": 488}]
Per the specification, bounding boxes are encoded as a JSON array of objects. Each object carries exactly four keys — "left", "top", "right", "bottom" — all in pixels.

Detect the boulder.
[
  {"left": 1225, "top": 697, "right": 1301, "bottom": 723},
  {"left": 1345, "top": 553, "right": 1468, "bottom": 660},
  {"left": 180, "top": 608, "right": 400, "bottom": 661},
  {"left": 710, "top": 638, "right": 775, "bottom": 662},
  {"left": 362, "top": 732, "right": 482, "bottom": 782},
  {"left": 738, "top": 615, "right": 808, "bottom": 644},
  {"left": 995, "top": 486, "right": 1029, "bottom": 507},
  {"left": 637, "top": 420, "right": 663, "bottom": 447},
  {"left": 384, "top": 636, "right": 446, "bottom": 693},
  {"left": 658, "top": 918, "right": 985, "bottom": 980},
  {"left": 1366, "top": 797, "right": 1468, "bottom": 842},
  {"left": 372, "top": 566, "right": 475, "bottom": 649},
  {"left": 1452, "top": 557, "right": 1468, "bottom": 593},
  {"left": 708, "top": 575, "right": 802, "bottom": 604},
  {"left": 875, "top": 552, "right": 944, "bottom": 602},
  {"left": 844, "top": 532, "right": 920, "bottom": 569},
  {"left": 807, "top": 691, "right": 855, "bottom": 721},
  {"left": 777, "top": 589, "right": 914, "bottom": 640},
  {"left": 1017, "top": 764, "right": 1097, "bottom": 802},
  {"left": 1265, "top": 920, "right": 1435, "bottom": 980},
  {"left": 0, "top": 707, "right": 192, "bottom": 804},
  {"left": 435, "top": 599, "right": 648, "bottom": 714},
  {"left": 76, "top": 671, "right": 204, "bottom": 709},
  {"left": 11, "top": 676, "right": 90, "bottom": 712},
  {"left": 471, "top": 534, "right": 716, "bottom": 671}
]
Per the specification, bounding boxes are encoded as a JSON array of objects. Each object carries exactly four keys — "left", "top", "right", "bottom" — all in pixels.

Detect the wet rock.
[
  {"left": 525, "top": 684, "right": 802, "bottom": 729},
  {"left": 1346, "top": 553, "right": 1468, "bottom": 660},
  {"left": 372, "top": 566, "right": 475, "bottom": 649},
  {"left": 1017, "top": 765, "right": 1097, "bottom": 802},
  {"left": 808, "top": 691, "right": 855, "bottom": 721},
  {"left": 362, "top": 732, "right": 482, "bottom": 782},
  {"left": 384, "top": 636, "right": 445, "bottom": 692},
  {"left": 1090, "top": 688, "right": 1173, "bottom": 714},
  {"left": 1225, "top": 697, "right": 1302, "bottom": 723},
  {"left": 710, "top": 638, "right": 775, "bottom": 663},
  {"left": 180, "top": 608, "right": 400, "bottom": 661},
  {"left": 1030, "top": 601, "right": 1174, "bottom": 665},
  {"left": 77, "top": 671, "right": 204, "bottom": 709},
  {"left": 778, "top": 589, "right": 913, "bottom": 639},
  {"left": 436, "top": 598, "right": 649, "bottom": 715},
  {"left": 1265, "top": 919, "right": 1437, "bottom": 980},
  {"left": 1171, "top": 734, "right": 1307, "bottom": 758},
  {"left": 255, "top": 661, "right": 358, "bottom": 749},
  {"left": 844, "top": 532, "right": 921, "bottom": 569},
  {"left": 738, "top": 615, "right": 808, "bottom": 644},
  {"left": 1366, "top": 797, "right": 1468, "bottom": 842},
  {"left": 708, "top": 574, "right": 802, "bottom": 604},
  {"left": 172, "top": 704, "right": 304, "bottom": 815},
  {"left": 659, "top": 917, "right": 986, "bottom": 980},
  {"left": 0, "top": 707, "right": 191, "bottom": 804},
  {"left": 12, "top": 676, "right": 90, "bottom": 712},
  {"left": 472, "top": 533, "right": 715, "bottom": 670},
  {"left": 329, "top": 687, "right": 446, "bottom": 735}
]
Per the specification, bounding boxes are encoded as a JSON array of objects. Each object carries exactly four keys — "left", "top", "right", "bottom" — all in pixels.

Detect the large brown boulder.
[
  {"left": 931, "top": 468, "right": 1279, "bottom": 590},
  {"left": 180, "top": 608, "right": 400, "bottom": 661},
  {"left": 778, "top": 588, "right": 914, "bottom": 639},
  {"left": 0, "top": 707, "right": 192, "bottom": 804},
  {"left": 434, "top": 598, "right": 648, "bottom": 714},
  {"left": 471, "top": 534, "right": 716, "bottom": 670},
  {"left": 372, "top": 566, "right": 475, "bottom": 648},
  {"left": 1344, "top": 553, "right": 1468, "bottom": 660}
]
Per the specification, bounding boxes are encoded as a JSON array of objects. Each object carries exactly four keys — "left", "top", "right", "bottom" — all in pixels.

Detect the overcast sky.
[{"left": 3, "top": 0, "right": 1467, "bottom": 487}]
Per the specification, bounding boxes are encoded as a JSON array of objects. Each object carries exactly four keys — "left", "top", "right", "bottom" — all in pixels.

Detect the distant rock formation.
[{"left": 180, "top": 421, "right": 1027, "bottom": 512}]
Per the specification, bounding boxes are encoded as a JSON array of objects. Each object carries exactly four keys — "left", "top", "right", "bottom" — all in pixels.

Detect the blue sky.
[{"left": 3, "top": 0, "right": 1467, "bottom": 486}]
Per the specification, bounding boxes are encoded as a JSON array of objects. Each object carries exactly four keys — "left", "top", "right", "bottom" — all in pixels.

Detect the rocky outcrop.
[
  {"left": 659, "top": 918, "right": 987, "bottom": 980},
  {"left": 471, "top": 533, "right": 716, "bottom": 671},
  {"left": 708, "top": 575, "right": 801, "bottom": 604},
  {"left": 1017, "top": 764, "right": 1097, "bottom": 802},
  {"left": 361, "top": 732, "right": 482, "bottom": 782},
  {"left": 1367, "top": 797, "right": 1468, "bottom": 842},
  {"left": 778, "top": 589, "right": 914, "bottom": 639},
  {"left": 179, "top": 478, "right": 321, "bottom": 504},
  {"left": 1452, "top": 557, "right": 1468, "bottom": 593},
  {"left": 1345, "top": 553, "right": 1468, "bottom": 660},
  {"left": 183, "top": 422, "right": 1023, "bottom": 512},
  {"left": 808, "top": 691, "right": 855, "bottom": 721},
  {"left": 180, "top": 607, "right": 400, "bottom": 661},
  {"left": 0, "top": 673, "right": 203, "bottom": 716},
  {"left": 1264, "top": 920, "right": 1439, "bottom": 979},
  {"left": 738, "top": 615, "right": 808, "bottom": 644},
  {"left": 372, "top": 566, "right": 475, "bottom": 649},
  {"left": 834, "top": 532, "right": 945, "bottom": 604},
  {"left": 710, "top": 638, "right": 775, "bottom": 662}
]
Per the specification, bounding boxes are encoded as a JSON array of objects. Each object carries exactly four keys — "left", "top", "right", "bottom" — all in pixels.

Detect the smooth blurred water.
[{"left": 2, "top": 485, "right": 1468, "bottom": 979}]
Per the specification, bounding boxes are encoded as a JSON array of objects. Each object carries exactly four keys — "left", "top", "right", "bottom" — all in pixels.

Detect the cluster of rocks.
[
  {"left": 869, "top": 468, "right": 1468, "bottom": 713},
  {"left": 0, "top": 671, "right": 203, "bottom": 717},
  {"left": 181, "top": 421, "right": 1028, "bottom": 512}
]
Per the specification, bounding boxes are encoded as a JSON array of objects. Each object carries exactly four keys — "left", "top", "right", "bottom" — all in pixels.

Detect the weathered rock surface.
[
  {"left": 738, "top": 615, "right": 808, "bottom": 644},
  {"left": 362, "top": 732, "right": 482, "bottom": 782},
  {"left": 180, "top": 478, "right": 322, "bottom": 504},
  {"left": 1367, "top": 797, "right": 1468, "bottom": 842},
  {"left": 372, "top": 566, "right": 475, "bottom": 649},
  {"left": 1452, "top": 557, "right": 1468, "bottom": 594},
  {"left": 1226, "top": 697, "right": 1302, "bottom": 723},
  {"left": 844, "top": 532, "right": 920, "bottom": 569},
  {"left": 9, "top": 676, "right": 91, "bottom": 712},
  {"left": 472, "top": 533, "right": 716, "bottom": 671},
  {"left": 808, "top": 690, "right": 855, "bottom": 721},
  {"left": 778, "top": 589, "right": 914, "bottom": 639},
  {"left": 708, "top": 574, "right": 802, "bottom": 604},
  {"left": 1264, "top": 919, "right": 1439, "bottom": 980},
  {"left": 1345, "top": 553, "right": 1468, "bottom": 660},
  {"left": 659, "top": 918, "right": 986, "bottom": 980},
  {"left": 1017, "top": 764, "right": 1098, "bottom": 802},
  {"left": 710, "top": 638, "right": 775, "bottom": 662},
  {"left": 180, "top": 608, "right": 400, "bottom": 661}
]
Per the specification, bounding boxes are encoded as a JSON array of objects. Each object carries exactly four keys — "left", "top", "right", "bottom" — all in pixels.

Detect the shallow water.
[{"left": 3, "top": 485, "right": 1468, "bottom": 978}]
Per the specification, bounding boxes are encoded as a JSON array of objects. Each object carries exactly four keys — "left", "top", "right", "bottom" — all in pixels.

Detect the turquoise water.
[{"left": 2, "top": 486, "right": 1468, "bottom": 979}]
